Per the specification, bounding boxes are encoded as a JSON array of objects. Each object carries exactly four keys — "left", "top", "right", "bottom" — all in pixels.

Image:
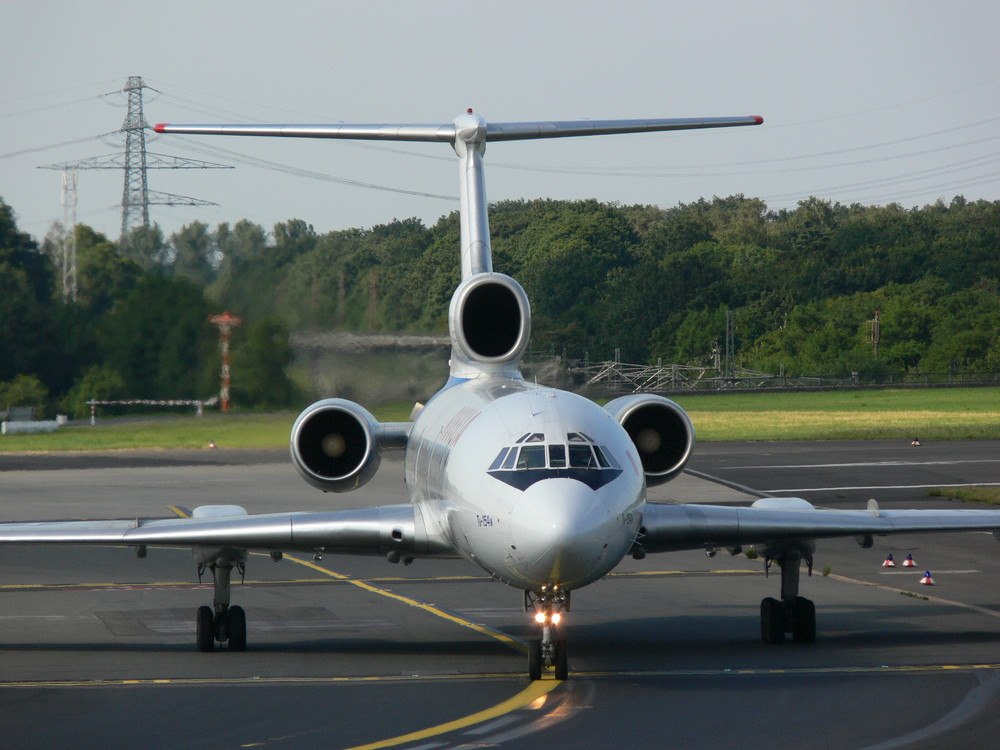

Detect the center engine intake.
[
  {"left": 448, "top": 272, "right": 531, "bottom": 377},
  {"left": 603, "top": 394, "right": 695, "bottom": 486}
]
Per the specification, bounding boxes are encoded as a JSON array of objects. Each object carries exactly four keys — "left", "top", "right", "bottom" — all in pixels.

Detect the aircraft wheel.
[
  {"left": 760, "top": 597, "right": 784, "bottom": 644},
  {"left": 792, "top": 597, "right": 816, "bottom": 643},
  {"left": 554, "top": 639, "right": 568, "bottom": 681},
  {"left": 196, "top": 606, "right": 215, "bottom": 652},
  {"left": 528, "top": 640, "right": 542, "bottom": 681},
  {"left": 228, "top": 605, "right": 247, "bottom": 652}
]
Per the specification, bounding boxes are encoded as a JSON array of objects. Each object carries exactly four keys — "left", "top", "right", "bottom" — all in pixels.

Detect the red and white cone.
[
  {"left": 883, "top": 554, "right": 896, "bottom": 568},
  {"left": 920, "top": 570, "right": 935, "bottom": 585},
  {"left": 902, "top": 553, "right": 916, "bottom": 568}
]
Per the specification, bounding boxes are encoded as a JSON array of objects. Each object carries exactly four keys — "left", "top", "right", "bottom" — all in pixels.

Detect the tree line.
[
  {"left": 0, "top": 200, "right": 294, "bottom": 418},
  {"left": 2, "top": 193, "right": 998, "bottom": 417}
]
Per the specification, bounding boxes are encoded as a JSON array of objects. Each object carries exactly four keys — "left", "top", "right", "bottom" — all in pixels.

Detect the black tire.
[
  {"left": 792, "top": 596, "right": 816, "bottom": 643},
  {"left": 761, "top": 597, "right": 784, "bottom": 644},
  {"left": 228, "top": 605, "right": 247, "bottom": 652},
  {"left": 554, "top": 639, "right": 568, "bottom": 681},
  {"left": 196, "top": 606, "right": 215, "bottom": 652},
  {"left": 528, "top": 640, "right": 542, "bottom": 681}
]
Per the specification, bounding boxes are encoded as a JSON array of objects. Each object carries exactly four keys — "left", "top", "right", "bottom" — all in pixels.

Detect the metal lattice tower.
[
  {"left": 60, "top": 166, "right": 79, "bottom": 300},
  {"left": 40, "top": 75, "right": 233, "bottom": 253},
  {"left": 121, "top": 75, "right": 150, "bottom": 237}
]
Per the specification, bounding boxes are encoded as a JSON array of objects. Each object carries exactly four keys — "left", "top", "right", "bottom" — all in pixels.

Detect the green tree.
[
  {"left": 103, "top": 274, "right": 214, "bottom": 398},
  {"left": 229, "top": 317, "right": 297, "bottom": 408},
  {"left": 60, "top": 365, "right": 127, "bottom": 419},
  {"left": 122, "top": 223, "right": 168, "bottom": 270},
  {"left": 74, "top": 225, "right": 142, "bottom": 314},
  {"left": 170, "top": 221, "right": 216, "bottom": 286},
  {"left": 0, "top": 374, "right": 49, "bottom": 416}
]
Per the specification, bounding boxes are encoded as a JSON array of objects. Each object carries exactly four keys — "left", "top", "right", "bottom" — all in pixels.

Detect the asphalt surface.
[{"left": 2, "top": 440, "right": 1000, "bottom": 749}]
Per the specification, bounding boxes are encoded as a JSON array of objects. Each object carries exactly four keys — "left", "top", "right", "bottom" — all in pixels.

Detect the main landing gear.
[
  {"left": 760, "top": 550, "right": 816, "bottom": 644},
  {"left": 196, "top": 557, "right": 247, "bottom": 652},
  {"left": 525, "top": 586, "right": 569, "bottom": 681}
]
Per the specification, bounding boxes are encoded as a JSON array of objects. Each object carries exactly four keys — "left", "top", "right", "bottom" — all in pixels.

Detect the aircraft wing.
[
  {"left": 640, "top": 499, "right": 1000, "bottom": 553},
  {"left": 0, "top": 504, "right": 454, "bottom": 557}
]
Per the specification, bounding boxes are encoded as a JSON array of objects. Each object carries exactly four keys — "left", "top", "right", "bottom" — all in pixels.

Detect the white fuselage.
[{"left": 405, "top": 376, "right": 645, "bottom": 591}]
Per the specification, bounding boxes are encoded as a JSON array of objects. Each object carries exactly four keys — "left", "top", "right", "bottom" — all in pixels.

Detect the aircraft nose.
[{"left": 509, "top": 478, "right": 612, "bottom": 588}]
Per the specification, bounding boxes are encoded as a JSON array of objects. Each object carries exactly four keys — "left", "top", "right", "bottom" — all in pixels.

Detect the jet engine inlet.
[
  {"left": 290, "top": 399, "right": 381, "bottom": 492},
  {"left": 603, "top": 394, "right": 695, "bottom": 486},
  {"left": 449, "top": 273, "right": 530, "bottom": 371}
]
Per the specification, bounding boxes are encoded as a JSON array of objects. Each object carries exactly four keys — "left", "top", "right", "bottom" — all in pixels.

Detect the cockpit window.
[
  {"left": 489, "top": 447, "right": 510, "bottom": 471},
  {"left": 517, "top": 445, "right": 546, "bottom": 469},
  {"left": 488, "top": 431, "right": 624, "bottom": 491},
  {"left": 492, "top": 433, "right": 620, "bottom": 472},
  {"left": 568, "top": 444, "right": 595, "bottom": 468},
  {"left": 593, "top": 445, "right": 619, "bottom": 469},
  {"left": 501, "top": 448, "right": 518, "bottom": 469},
  {"left": 548, "top": 444, "right": 566, "bottom": 468}
]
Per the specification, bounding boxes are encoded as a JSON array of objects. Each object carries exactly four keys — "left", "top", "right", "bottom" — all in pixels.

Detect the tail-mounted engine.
[
  {"left": 290, "top": 399, "right": 392, "bottom": 492},
  {"left": 604, "top": 394, "right": 695, "bottom": 486},
  {"left": 449, "top": 272, "right": 531, "bottom": 378}
]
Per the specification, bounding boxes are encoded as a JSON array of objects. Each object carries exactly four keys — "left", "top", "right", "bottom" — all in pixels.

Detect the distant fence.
[{"left": 86, "top": 397, "right": 220, "bottom": 425}]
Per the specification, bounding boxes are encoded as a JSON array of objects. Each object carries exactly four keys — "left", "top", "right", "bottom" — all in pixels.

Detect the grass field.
[
  {"left": 672, "top": 387, "right": 1000, "bottom": 442},
  {"left": 929, "top": 486, "right": 1000, "bottom": 506},
  {"left": 1, "top": 388, "right": 997, "bottom": 452}
]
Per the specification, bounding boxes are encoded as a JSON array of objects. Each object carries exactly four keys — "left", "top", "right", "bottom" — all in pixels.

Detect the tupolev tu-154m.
[{"left": 5, "top": 110, "right": 1000, "bottom": 681}]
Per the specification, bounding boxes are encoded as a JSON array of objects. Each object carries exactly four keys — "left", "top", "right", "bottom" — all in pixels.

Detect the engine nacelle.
[
  {"left": 604, "top": 394, "right": 695, "bottom": 487},
  {"left": 290, "top": 399, "right": 382, "bottom": 492},
  {"left": 448, "top": 272, "right": 531, "bottom": 378}
]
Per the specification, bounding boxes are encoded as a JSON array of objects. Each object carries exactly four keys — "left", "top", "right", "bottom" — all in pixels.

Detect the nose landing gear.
[{"left": 525, "top": 586, "right": 570, "bottom": 680}]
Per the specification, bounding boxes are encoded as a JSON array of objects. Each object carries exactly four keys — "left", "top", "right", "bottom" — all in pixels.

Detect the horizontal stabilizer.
[{"left": 154, "top": 116, "right": 763, "bottom": 144}]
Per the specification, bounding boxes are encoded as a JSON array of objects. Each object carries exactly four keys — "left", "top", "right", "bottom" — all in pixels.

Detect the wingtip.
[
  {"left": 153, "top": 123, "right": 167, "bottom": 133},
  {"left": 752, "top": 115, "right": 764, "bottom": 125}
]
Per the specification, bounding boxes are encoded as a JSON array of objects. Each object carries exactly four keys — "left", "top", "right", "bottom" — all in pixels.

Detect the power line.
[
  {"left": 0, "top": 133, "right": 114, "bottom": 160},
  {"left": 158, "top": 134, "right": 455, "bottom": 201}
]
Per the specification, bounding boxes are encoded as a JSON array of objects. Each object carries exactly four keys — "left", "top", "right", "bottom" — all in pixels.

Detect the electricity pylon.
[{"left": 40, "top": 75, "right": 232, "bottom": 271}]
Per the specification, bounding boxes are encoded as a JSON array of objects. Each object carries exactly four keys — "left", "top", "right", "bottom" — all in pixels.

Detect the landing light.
[{"left": 533, "top": 611, "right": 564, "bottom": 625}]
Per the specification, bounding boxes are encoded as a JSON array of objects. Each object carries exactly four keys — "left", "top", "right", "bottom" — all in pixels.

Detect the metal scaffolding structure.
[{"left": 569, "top": 357, "right": 825, "bottom": 393}]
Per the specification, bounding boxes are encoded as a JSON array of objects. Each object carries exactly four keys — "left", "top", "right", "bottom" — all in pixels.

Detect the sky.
[{"left": 3, "top": 1, "right": 1000, "bottom": 244}]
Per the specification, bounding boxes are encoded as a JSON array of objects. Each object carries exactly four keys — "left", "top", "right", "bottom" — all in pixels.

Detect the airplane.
[{"left": 5, "top": 110, "right": 1000, "bottom": 681}]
